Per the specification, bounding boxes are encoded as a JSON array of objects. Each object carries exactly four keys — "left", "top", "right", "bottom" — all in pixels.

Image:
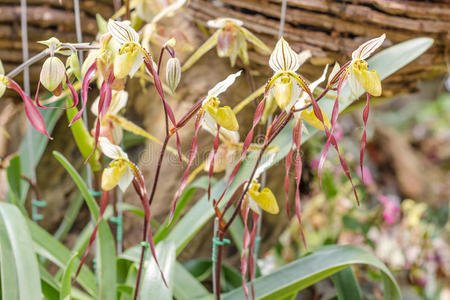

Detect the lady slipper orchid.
[
  {"left": 202, "top": 71, "right": 242, "bottom": 131},
  {"left": 266, "top": 38, "right": 314, "bottom": 112},
  {"left": 346, "top": 34, "right": 385, "bottom": 97},
  {"left": 182, "top": 18, "right": 271, "bottom": 71},
  {"left": 247, "top": 180, "right": 279, "bottom": 215},
  {"left": 99, "top": 137, "right": 134, "bottom": 192},
  {"left": 108, "top": 19, "right": 144, "bottom": 79}
]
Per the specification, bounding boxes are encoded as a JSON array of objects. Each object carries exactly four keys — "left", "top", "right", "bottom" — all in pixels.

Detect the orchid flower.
[
  {"left": 246, "top": 180, "right": 279, "bottom": 215},
  {"left": 108, "top": 19, "right": 145, "bottom": 79},
  {"left": 99, "top": 137, "right": 134, "bottom": 192},
  {"left": 172, "top": 70, "right": 243, "bottom": 219},
  {"left": 266, "top": 38, "right": 315, "bottom": 112},
  {"left": 201, "top": 70, "right": 242, "bottom": 131},
  {"left": 182, "top": 18, "right": 271, "bottom": 71},
  {"left": 346, "top": 34, "right": 385, "bottom": 98}
]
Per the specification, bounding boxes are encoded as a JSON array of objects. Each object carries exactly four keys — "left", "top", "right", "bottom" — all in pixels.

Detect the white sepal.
[
  {"left": 207, "top": 70, "right": 242, "bottom": 99},
  {"left": 352, "top": 34, "right": 385, "bottom": 61},
  {"left": 99, "top": 137, "right": 128, "bottom": 160},
  {"left": 107, "top": 19, "right": 140, "bottom": 44},
  {"left": 269, "top": 38, "right": 300, "bottom": 73}
]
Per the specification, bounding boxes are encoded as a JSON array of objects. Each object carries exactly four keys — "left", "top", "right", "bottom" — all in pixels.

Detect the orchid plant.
[{"left": 0, "top": 2, "right": 433, "bottom": 300}]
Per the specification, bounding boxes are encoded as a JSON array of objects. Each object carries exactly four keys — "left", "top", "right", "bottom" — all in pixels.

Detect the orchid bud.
[
  {"left": 40, "top": 56, "right": 66, "bottom": 95},
  {"left": 166, "top": 57, "right": 181, "bottom": 93},
  {"left": 66, "top": 52, "right": 81, "bottom": 81},
  {"left": 274, "top": 75, "right": 292, "bottom": 110}
]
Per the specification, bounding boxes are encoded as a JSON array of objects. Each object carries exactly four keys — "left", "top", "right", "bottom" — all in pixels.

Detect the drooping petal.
[
  {"left": 208, "top": 124, "right": 221, "bottom": 200},
  {"left": 269, "top": 37, "right": 300, "bottom": 73},
  {"left": 170, "top": 112, "right": 204, "bottom": 223},
  {"left": 293, "top": 118, "right": 307, "bottom": 247},
  {"left": 360, "top": 94, "right": 371, "bottom": 183},
  {"left": 352, "top": 34, "right": 386, "bottom": 61},
  {"left": 7, "top": 79, "right": 51, "bottom": 139},
  {"left": 207, "top": 70, "right": 242, "bottom": 98},
  {"left": 216, "top": 99, "right": 264, "bottom": 205},
  {"left": 70, "top": 60, "right": 97, "bottom": 126}
]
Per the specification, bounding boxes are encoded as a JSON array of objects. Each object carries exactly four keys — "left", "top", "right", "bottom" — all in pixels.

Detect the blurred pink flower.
[
  {"left": 378, "top": 194, "right": 400, "bottom": 224},
  {"left": 357, "top": 165, "right": 374, "bottom": 185}
]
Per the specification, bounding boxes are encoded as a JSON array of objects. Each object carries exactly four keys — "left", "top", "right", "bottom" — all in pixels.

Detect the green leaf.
[
  {"left": 154, "top": 176, "right": 210, "bottom": 244},
  {"left": 27, "top": 220, "right": 97, "bottom": 296},
  {"left": 166, "top": 37, "right": 434, "bottom": 255},
  {"left": 6, "top": 154, "right": 22, "bottom": 200},
  {"left": 66, "top": 99, "right": 101, "bottom": 171},
  {"left": 53, "top": 151, "right": 99, "bottom": 219},
  {"left": 60, "top": 252, "right": 78, "bottom": 300},
  {"left": 222, "top": 246, "right": 400, "bottom": 300},
  {"left": 0, "top": 203, "right": 42, "bottom": 299},
  {"left": 173, "top": 262, "right": 212, "bottom": 300},
  {"left": 139, "top": 241, "right": 176, "bottom": 300},
  {"left": 331, "top": 267, "right": 362, "bottom": 300},
  {"left": 19, "top": 100, "right": 63, "bottom": 203},
  {"left": 53, "top": 191, "right": 85, "bottom": 241},
  {"left": 96, "top": 220, "right": 117, "bottom": 300}
]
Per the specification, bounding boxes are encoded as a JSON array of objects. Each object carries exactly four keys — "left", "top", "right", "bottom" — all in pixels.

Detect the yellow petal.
[
  {"left": 248, "top": 187, "right": 279, "bottom": 214},
  {"left": 301, "top": 107, "right": 330, "bottom": 131},
  {"left": 354, "top": 68, "right": 382, "bottom": 96},
  {"left": 101, "top": 162, "right": 127, "bottom": 191},
  {"left": 114, "top": 51, "right": 138, "bottom": 79},
  {"left": 274, "top": 77, "right": 292, "bottom": 110},
  {"left": 206, "top": 105, "right": 239, "bottom": 131}
]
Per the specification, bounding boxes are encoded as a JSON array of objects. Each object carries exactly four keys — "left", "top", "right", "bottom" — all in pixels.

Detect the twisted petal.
[
  {"left": 269, "top": 37, "right": 300, "bottom": 73},
  {"left": 352, "top": 34, "right": 386, "bottom": 61},
  {"left": 107, "top": 19, "right": 139, "bottom": 44},
  {"left": 207, "top": 70, "right": 242, "bottom": 98}
]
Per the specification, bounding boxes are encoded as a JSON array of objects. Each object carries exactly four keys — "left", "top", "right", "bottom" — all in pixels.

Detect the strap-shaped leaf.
[
  {"left": 222, "top": 246, "right": 399, "bottom": 300},
  {"left": 0, "top": 203, "right": 42, "bottom": 300}
]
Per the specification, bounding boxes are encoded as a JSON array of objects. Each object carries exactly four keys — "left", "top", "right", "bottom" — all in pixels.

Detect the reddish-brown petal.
[
  {"left": 7, "top": 79, "right": 52, "bottom": 139},
  {"left": 70, "top": 60, "right": 97, "bottom": 127},
  {"left": 360, "top": 94, "right": 371, "bottom": 183}
]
